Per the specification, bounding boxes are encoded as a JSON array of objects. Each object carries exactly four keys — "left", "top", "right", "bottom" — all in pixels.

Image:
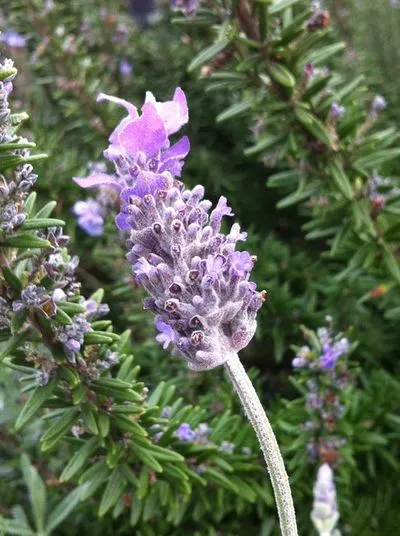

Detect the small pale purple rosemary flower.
[
  {"left": 56, "top": 314, "right": 92, "bottom": 362},
  {"left": 320, "top": 338, "right": 349, "bottom": 370},
  {"left": 311, "top": 464, "right": 339, "bottom": 535},
  {"left": 74, "top": 88, "right": 265, "bottom": 371},
  {"left": 303, "top": 63, "right": 315, "bottom": 82},
  {"left": 83, "top": 298, "right": 110, "bottom": 320},
  {"left": 170, "top": 0, "right": 200, "bottom": 17},
  {"left": 0, "top": 29, "right": 27, "bottom": 49},
  {"left": 371, "top": 94, "right": 387, "bottom": 118},
  {"left": 119, "top": 58, "right": 133, "bottom": 77},
  {"left": 330, "top": 102, "right": 345, "bottom": 121},
  {"left": 194, "top": 422, "right": 212, "bottom": 444},
  {"left": 219, "top": 441, "right": 235, "bottom": 453},
  {"left": 12, "top": 284, "right": 56, "bottom": 319},
  {"left": 72, "top": 198, "right": 104, "bottom": 236},
  {"left": 175, "top": 422, "right": 196, "bottom": 441},
  {"left": 292, "top": 345, "right": 311, "bottom": 368},
  {"left": 292, "top": 328, "right": 349, "bottom": 371}
]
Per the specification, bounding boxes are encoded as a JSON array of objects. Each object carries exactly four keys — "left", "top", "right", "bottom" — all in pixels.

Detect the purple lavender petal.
[
  {"left": 118, "top": 102, "right": 168, "bottom": 159},
  {"left": 144, "top": 87, "right": 188, "bottom": 136},
  {"left": 115, "top": 211, "right": 131, "bottom": 230},
  {"left": 0, "top": 29, "right": 27, "bottom": 48},
  {"left": 121, "top": 170, "right": 173, "bottom": 200},
  {"left": 73, "top": 173, "right": 121, "bottom": 190},
  {"left": 159, "top": 135, "right": 190, "bottom": 177},
  {"left": 210, "top": 196, "right": 234, "bottom": 232},
  {"left": 205, "top": 254, "right": 226, "bottom": 277},
  {"left": 230, "top": 251, "right": 253, "bottom": 277},
  {"left": 97, "top": 93, "right": 139, "bottom": 144},
  {"left": 155, "top": 320, "right": 176, "bottom": 349},
  {"left": 97, "top": 92, "right": 138, "bottom": 118}
]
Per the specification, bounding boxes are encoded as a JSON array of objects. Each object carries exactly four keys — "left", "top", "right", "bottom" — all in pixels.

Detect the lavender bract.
[{"left": 74, "top": 88, "right": 265, "bottom": 371}]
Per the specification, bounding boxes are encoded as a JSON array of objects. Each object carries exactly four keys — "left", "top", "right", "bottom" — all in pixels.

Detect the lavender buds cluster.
[{"left": 74, "top": 89, "right": 265, "bottom": 372}]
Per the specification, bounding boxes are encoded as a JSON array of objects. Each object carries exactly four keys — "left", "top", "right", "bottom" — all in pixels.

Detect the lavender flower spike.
[
  {"left": 74, "top": 88, "right": 298, "bottom": 536},
  {"left": 311, "top": 464, "right": 340, "bottom": 536}
]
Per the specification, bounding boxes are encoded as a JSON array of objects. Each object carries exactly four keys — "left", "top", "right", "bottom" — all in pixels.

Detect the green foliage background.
[{"left": 1, "top": 0, "right": 400, "bottom": 535}]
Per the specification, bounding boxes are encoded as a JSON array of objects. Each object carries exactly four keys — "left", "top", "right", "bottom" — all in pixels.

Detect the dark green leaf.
[
  {"left": 21, "top": 218, "right": 65, "bottom": 230},
  {"left": 20, "top": 455, "right": 47, "bottom": 533},
  {"left": 268, "top": 0, "right": 302, "bottom": 14},
  {"left": 99, "top": 466, "right": 127, "bottom": 517},
  {"left": 45, "top": 484, "right": 89, "bottom": 535},
  {"left": 60, "top": 437, "right": 100, "bottom": 482},
  {"left": 0, "top": 234, "right": 52, "bottom": 249},
  {"left": 268, "top": 61, "right": 296, "bottom": 88},
  {"left": 15, "top": 379, "right": 58, "bottom": 430},
  {"left": 216, "top": 99, "right": 255, "bottom": 123}
]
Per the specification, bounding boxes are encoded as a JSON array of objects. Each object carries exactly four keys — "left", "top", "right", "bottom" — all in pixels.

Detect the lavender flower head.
[
  {"left": 74, "top": 88, "right": 265, "bottom": 371},
  {"left": 311, "top": 464, "right": 339, "bottom": 535}
]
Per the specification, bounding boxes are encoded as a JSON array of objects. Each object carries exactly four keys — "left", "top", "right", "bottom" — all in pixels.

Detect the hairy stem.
[{"left": 224, "top": 353, "right": 298, "bottom": 536}]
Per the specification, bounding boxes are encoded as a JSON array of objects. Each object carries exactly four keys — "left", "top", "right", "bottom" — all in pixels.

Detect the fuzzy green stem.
[{"left": 224, "top": 353, "right": 298, "bottom": 536}]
